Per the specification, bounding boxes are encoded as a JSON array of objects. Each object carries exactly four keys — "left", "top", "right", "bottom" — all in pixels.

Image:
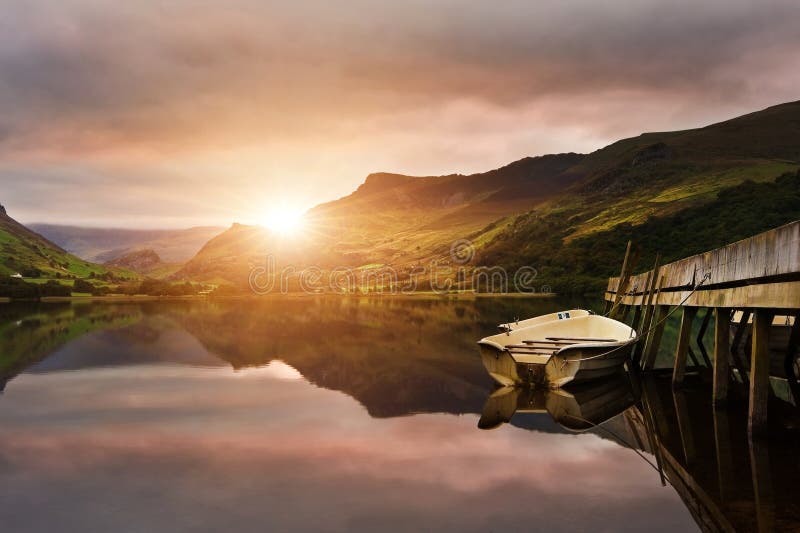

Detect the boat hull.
[
  {"left": 480, "top": 341, "right": 632, "bottom": 388},
  {"left": 545, "top": 342, "right": 634, "bottom": 388},
  {"left": 478, "top": 310, "right": 636, "bottom": 388}
]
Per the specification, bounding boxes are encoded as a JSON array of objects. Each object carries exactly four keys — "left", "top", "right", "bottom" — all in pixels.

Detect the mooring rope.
[
  {"left": 554, "top": 271, "right": 712, "bottom": 366},
  {"left": 561, "top": 412, "right": 671, "bottom": 484}
]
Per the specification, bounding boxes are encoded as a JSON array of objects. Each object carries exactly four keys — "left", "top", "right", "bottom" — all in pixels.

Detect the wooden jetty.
[{"left": 605, "top": 220, "right": 800, "bottom": 437}]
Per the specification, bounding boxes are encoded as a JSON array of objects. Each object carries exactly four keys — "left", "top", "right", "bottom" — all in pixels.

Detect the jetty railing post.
[
  {"left": 672, "top": 306, "right": 698, "bottom": 388},
  {"left": 642, "top": 304, "right": 669, "bottom": 370},
  {"left": 712, "top": 307, "right": 732, "bottom": 407},
  {"left": 731, "top": 310, "right": 752, "bottom": 385},
  {"left": 748, "top": 309, "right": 774, "bottom": 438},
  {"left": 634, "top": 255, "right": 661, "bottom": 361}
]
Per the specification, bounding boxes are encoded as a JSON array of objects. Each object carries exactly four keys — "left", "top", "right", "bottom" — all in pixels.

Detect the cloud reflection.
[{"left": 0, "top": 366, "right": 696, "bottom": 531}]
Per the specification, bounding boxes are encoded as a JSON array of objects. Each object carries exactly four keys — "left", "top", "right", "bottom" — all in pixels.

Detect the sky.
[{"left": 1, "top": 0, "right": 799, "bottom": 228}]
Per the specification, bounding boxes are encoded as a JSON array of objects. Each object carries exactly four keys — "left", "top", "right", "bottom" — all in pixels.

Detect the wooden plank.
[
  {"left": 748, "top": 309, "right": 773, "bottom": 437},
  {"left": 606, "top": 220, "right": 800, "bottom": 295},
  {"left": 521, "top": 340, "right": 576, "bottom": 346},
  {"left": 545, "top": 336, "right": 617, "bottom": 342},
  {"left": 606, "top": 280, "right": 800, "bottom": 309},
  {"left": 673, "top": 307, "right": 698, "bottom": 387},
  {"left": 712, "top": 307, "right": 731, "bottom": 406}
]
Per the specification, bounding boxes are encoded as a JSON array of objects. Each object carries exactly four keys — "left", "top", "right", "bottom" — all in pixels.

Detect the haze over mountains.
[
  {"left": 175, "top": 100, "right": 800, "bottom": 289},
  {"left": 30, "top": 225, "right": 225, "bottom": 263},
  {"left": 3, "top": 99, "right": 800, "bottom": 293}
]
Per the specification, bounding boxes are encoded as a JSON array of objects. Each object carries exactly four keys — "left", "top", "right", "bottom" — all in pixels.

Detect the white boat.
[
  {"left": 478, "top": 310, "right": 636, "bottom": 388},
  {"left": 498, "top": 309, "right": 589, "bottom": 332}
]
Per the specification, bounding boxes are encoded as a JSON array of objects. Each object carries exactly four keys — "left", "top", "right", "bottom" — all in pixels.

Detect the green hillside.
[
  {"left": 0, "top": 204, "right": 139, "bottom": 297},
  {"left": 480, "top": 170, "right": 800, "bottom": 293},
  {"left": 175, "top": 100, "right": 800, "bottom": 292}
]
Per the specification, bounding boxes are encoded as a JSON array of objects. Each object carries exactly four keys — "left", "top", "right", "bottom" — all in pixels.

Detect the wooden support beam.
[
  {"left": 713, "top": 408, "right": 733, "bottom": 503},
  {"left": 673, "top": 307, "right": 698, "bottom": 388},
  {"left": 712, "top": 307, "right": 732, "bottom": 407},
  {"left": 749, "top": 437, "right": 775, "bottom": 531},
  {"left": 748, "top": 309, "right": 773, "bottom": 438},
  {"left": 731, "top": 309, "right": 751, "bottom": 385},
  {"left": 630, "top": 304, "right": 643, "bottom": 338},
  {"left": 672, "top": 390, "right": 696, "bottom": 465},
  {"left": 608, "top": 241, "right": 633, "bottom": 319},
  {"left": 634, "top": 258, "right": 661, "bottom": 360},
  {"left": 642, "top": 305, "right": 669, "bottom": 370},
  {"left": 695, "top": 308, "right": 713, "bottom": 367}
]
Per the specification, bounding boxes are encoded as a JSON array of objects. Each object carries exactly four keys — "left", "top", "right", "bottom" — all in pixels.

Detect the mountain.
[
  {"left": 178, "top": 100, "right": 800, "bottom": 291},
  {"left": 0, "top": 203, "right": 125, "bottom": 280},
  {"left": 102, "top": 248, "right": 180, "bottom": 277},
  {"left": 29, "top": 224, "right": 225, "bottom": 263},
  {"left": 475, "top": 100, "right": 800, "bottom": 291},
  {"left": 176, "top": 153, "right": 586, "bottom": 284}
]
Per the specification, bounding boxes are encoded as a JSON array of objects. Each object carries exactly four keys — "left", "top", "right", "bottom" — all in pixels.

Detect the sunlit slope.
[
  {"left": 178, "top": 100, "right": 800, "bottom": 289},
  {"left": 0, "top": 205, "right": 131, "bottom": 279},
  {"left": 175, "top": 153, "right": 586, "bottom": 283}
]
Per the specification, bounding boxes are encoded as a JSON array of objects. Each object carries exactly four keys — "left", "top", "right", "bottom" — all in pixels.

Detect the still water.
[{"left": 0, "top": 298, "right": 794, "bottom": 531}]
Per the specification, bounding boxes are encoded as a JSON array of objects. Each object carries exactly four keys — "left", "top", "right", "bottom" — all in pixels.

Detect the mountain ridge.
[{"left": 176, "top": 99, "right": 800, "bottom": 290}]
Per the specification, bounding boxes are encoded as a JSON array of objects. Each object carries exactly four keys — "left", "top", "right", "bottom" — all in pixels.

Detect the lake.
[{"left": 0, "top": 297, "right": 795, "bottom": 531}]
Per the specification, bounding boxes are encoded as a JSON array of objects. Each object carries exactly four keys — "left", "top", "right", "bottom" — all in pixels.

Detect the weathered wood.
[
  {"left": 713, "top": 408, "right": 733, "bottom": 502},
  {"left": 673, "top": 307, "right": 698, "bottom": 387},
  {"left": 730, "top": 309, "right": 751, "bottom": 385},
  {"left": 608, "top": 240, "right": 634, "bottom": 319},
  {"left": 712, "top": 307, "right": 731, "bottom": 406},
  {"left": 545, "top": 336, "right": 617, "bottom": 342},
  {"left": 641, "top": 305, "right": 670, "bottom": 370},
  {"left": 606, "top": 220, "right": 800, "bottom": 296},
  {"left": 672, "top": 390, "right": 696, "bottom": 465},
  {"left": 607, "top": 280, "right": 800, "bottom": 309},
  {"left": 695, "top": 309, "right": 713, "bottom": 367},
  {"left": 748, "top": 310, "right": 774, "bottom": 437},
  {"left": 633, "top": 268, "right": 657, "bottom": 362},
  {"left": 748, "top": 437, "right": 775, "bottom": 532},
  {"left": 636, "top": 271, "right": 663, "bottom": 364}
]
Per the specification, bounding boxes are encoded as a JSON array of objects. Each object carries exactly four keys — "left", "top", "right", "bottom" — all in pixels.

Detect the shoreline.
[{"left": 1, "top": 291, "right": 558, "bottom": 304}]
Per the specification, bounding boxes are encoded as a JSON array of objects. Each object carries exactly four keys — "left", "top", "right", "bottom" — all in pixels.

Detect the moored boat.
[
  {"left": 498, "top": 309, "right": 589, "bottom": 332},
  {"left": 478, "top": 310, "right": 636, "bottom": 388}
]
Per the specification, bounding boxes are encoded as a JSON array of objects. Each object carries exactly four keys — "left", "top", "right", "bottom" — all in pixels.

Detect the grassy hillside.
[
  {"left": 176, "top": 154, "right": 587, "bottom": 283},
  {"left": 0, "top": 204, "right": 135, "bottom": 280},
  {"left": 176, "top": 100, "right": 800, "bottom": 292},
  {"left": 481, "top": 170, "right": 800, "bottom": 293}
]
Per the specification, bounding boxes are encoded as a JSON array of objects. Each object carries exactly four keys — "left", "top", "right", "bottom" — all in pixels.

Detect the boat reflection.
[{"left": 478, "top": 375, "right": 638, "bottom": 431}]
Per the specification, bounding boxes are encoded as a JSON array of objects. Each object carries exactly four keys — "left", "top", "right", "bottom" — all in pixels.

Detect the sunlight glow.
[{"left": 259, "top": 207, "right": 307, "bottom": 236}]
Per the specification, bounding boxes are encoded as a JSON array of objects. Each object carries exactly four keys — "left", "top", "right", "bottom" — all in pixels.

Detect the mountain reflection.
[{"left": 0, "top": 300, "right": 797, "bottom": 531}]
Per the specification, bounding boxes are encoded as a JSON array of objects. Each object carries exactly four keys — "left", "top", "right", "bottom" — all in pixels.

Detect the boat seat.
[{"left": 510, "top": 353, "right": 552, "bottom": 365}]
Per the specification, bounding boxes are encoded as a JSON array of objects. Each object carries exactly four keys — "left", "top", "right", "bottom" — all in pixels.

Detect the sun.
[{"left": 259, "top": 207, "right": 306, "bottom": 236}]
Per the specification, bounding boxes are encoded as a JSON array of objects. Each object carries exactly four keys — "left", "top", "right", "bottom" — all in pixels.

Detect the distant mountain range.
[
  {"left": 175, "top": 100, "right": 800, "bottom": 290},
  {"left": 29, "top": 224, "right": 225, "bottom": 263},
  {"left": 4, "top": 99, "right": 800, "bottom": 293}
]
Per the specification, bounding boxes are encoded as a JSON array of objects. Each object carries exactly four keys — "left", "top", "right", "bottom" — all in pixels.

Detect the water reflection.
[
  {"left": 0, "top": 299, "right": 796, "bottom": 531},
  {"left": 478, "top": 376, "right": 638, "bottom": 431}
]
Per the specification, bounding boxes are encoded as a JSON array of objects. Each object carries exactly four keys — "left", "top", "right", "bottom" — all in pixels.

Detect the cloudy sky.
[{"left": 1, "top": 0, "right": 799, "bottom": 228}]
